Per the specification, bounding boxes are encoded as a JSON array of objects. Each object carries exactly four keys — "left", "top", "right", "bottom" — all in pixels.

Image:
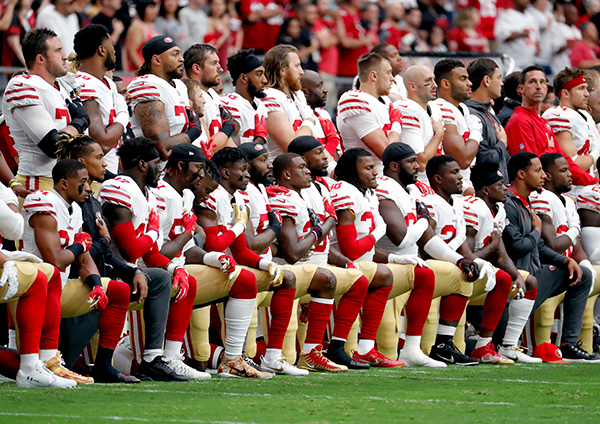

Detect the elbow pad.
[{"left": 38, "top": 129, "right": 62, "bottom": 158}]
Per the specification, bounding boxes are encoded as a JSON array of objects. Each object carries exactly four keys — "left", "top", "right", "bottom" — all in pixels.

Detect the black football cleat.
[
  {"left": 325, "top": 340, "right": 370, "bottom": 370},
  {"left": 136, "top": 356, "right": 189, "bottom": 382},
  {"left": 429, "top": 339, "right": 479, "bottom": 366}
]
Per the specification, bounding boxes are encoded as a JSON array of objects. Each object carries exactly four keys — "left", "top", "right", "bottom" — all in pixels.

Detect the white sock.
[
  {"left": 143, "top": 348, "right": 162, "bottom": 363},
  {"left": 503, "top": 298, "right": 535, "bottom": 347},
  {"left": 163, "top": 340, "right": 182, "bottom": 360},
  {"left": 263, "top": 348, "right": 282, "bottom": 362},
  {"left": 8, "top": 329, "right": 16, "bottom": 349},
  {"left": 224, "top": 298, "right": 255, "bottom": 359},
  {"left": 19, "top": 353, "right": 39, "bottom": 374},
  {"left": 331, "top": 336, "right": 346, "bottom": 342},
  {"left": 437, "top": 324, "right": 456, "bottom": 337},
  {"left": 356, "top": 339, "right": 375, "bottom": 355},
  {"left": 211, "top": 346, "right": 224, "bottom": 369},
  {"left": 475, "top": 336, "right": 492, "bottom": 349},
  {"left": 303, "top": 343, "right": 319, "bottom": 353},
  {"left": 39, "top": 349, "right": 57, "bottom": 362},
  {"left": 403, "top": 335, "right": 422, "bottom": 352}
]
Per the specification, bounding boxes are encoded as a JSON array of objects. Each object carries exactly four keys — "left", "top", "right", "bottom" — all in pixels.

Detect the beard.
[
  {"left": 285, "top": 72, "right": 302, "bottom": 92},
  {"left": 250, "top": 166, "right": 274, "bottom": 186},
  {"left": 451, "top": 85, "right": 470, "bottom": 103},
  {"left": 202, "top": 75, "right": 220, "bottom": 88},
  {"left": 248, "top": 81, "right": 266, "bottom": 99},
  {"left": 104, "top": 54, "right": 116, "bottom": 71},
  {"left": 309, "top": 166, "right": 328, "bottom": 178},
  {"left": 166, "top": 66, "right": 184, "bottom": 80}
]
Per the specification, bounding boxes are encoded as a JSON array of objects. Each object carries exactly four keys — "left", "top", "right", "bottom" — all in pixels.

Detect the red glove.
[
  {"left": 147, "top": 209, "right": 160, "bottom": 234},
  {"left": 389, "top": 104, "right": 402, "bottom": 125},
  {"left": 265, "top": 185, "right": 290, "bottom": 197},
  {"left": 219, "top": 254, "right": 235, "bottom": 274},
  {"left": 346, "top": 262, "right": 358, "bottom": 270},
  {"left": 182, "top": 212, "right": 197, "bottom": 234},
  {"left": 254, "top": 114, "right": 267, "bottom": 139},
  {"left": 200, "top": 137, "right": 215, "bottom": 159},
  {"left": 172, "top": 267, "right": 189, "bottom": 302},
  {"left": 323, "top": 198, "right": 337, "bottom": 222},
  {"left": 74, "top": 232, "right": 93, "bottom": 253},
  {"left": 87, "top": 285, "right": 108, "bottom": 311},
  {"left": 319, "top": 116, "right": 340, "bottom": 157},
  {"left": 184, "top": 107, "right": 203, "bottom": 142}
]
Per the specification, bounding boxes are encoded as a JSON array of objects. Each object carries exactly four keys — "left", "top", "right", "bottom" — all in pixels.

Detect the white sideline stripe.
[{"left": 0, "top": 412, "right": 255, "bottom": 424}]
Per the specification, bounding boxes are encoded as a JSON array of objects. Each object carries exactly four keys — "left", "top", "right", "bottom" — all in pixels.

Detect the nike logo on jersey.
[{"left": 14, "top": 82, "right": 23, "bottom": 87}]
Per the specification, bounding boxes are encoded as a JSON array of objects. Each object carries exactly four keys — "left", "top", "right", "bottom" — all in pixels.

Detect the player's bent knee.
[
  {"left": 107, "top": 280, "right": 131, "bottom": 305},
  {"left": 525, "top": 274, "right": 537, "bottom": 291},
  {"left": 229, "top": 269, "right": 258, "bottom": 299},
  {"left": 372, "top": 264, "right": 393, "bottom": 289},
  {"left": 309, "top": 268, "right": 336, "bottom": 298}
]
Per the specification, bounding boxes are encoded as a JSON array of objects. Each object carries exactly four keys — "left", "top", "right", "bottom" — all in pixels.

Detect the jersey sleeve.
[
  {"left": 220, "top": 95, "right": 241, "bottom": 120},
  {"left": 399, "top": 104, "right": 425, "bottom": 154},
  {"left": 269, "top": 194, "right": 300, "bottom": 221},
  {"left": 529, "top": 192, "right": 552, "bottom": 216},
  {"left": 436, "top": 103, "right": 457, "bottom": 126},
  {"left": 77, "top": 79, "right": 99, "bottom": 102},
  {"left": 98, "top": 180, "right": 134, "bottom": 210},
  {"left": 128, "top": 77, "right": 162, "bottom": 108},
  {"left": 3, "top": 77, "right": 43, "bottom": 111},
  {"left": 330, "top": 182, "right": 358, "bottom": 212},
  {"left": 337, "top": 94, "right": 372, "bottom": 120},
  {"left": 462, "top": 197, "right": 481, "bottom": 230},
  {"left": 199, "top": 193, "right": 218, "bottom": 213},
  {"left": 543, "top": 108, "right": 573, "bottom": 134},
  {"left": 22, "top": 191, "right": 57, "bottom": 216},
  {"left": 261, "top": 91, "right": 284, "bottom": 113},
  {"left": 374, "top": 178, "right": 394, "bottom": 201},
  {"left": 576, "top": 186, "right": 600, "bottom": 213}
]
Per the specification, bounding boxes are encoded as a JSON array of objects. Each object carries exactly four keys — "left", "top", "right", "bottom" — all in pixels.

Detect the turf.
[{"left": 1, "top": 364, "right": 600, "bottom": 423}]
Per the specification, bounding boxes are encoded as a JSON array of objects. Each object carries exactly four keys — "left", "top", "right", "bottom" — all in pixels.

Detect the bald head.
[
  {"left": 301, "top": 69, "right": 327, "bottom": 109},
  {"left": 301, "top": 69, "right": 321, "bottom": 90},
  {"left": 403, "top": 65, "right": 437, "bottom": 105}
]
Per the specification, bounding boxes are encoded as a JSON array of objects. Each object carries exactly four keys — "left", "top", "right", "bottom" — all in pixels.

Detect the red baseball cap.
[{"left": 532, "top": 343, "right": 572, "bottom": 364}]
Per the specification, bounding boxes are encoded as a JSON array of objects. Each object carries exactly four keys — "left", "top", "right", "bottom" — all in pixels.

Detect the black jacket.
[
  {"left": 502, "top": 189, "right": 566, "bottom": 275},
  {"left": 465, "top": 99, "right": 510, "bottom": 181}
]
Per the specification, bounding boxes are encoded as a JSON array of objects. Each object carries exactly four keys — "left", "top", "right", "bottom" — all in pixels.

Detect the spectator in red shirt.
[
  {"left": 506, "top": 65, "right": 598, "bottom": 186},
  {"left": 447, "top": 7, "right": 489, "bottom": 53},
  {"left": 336, "top": 0, "right": 376, "bottom": 77},
  {"left": 313, "top": 0, "right": 339, "bottom": 109},
  {"left": 239, "top": 0, "right": 283, "bottom": 54},
  {"left": 379, "top": 2, "right": 404, "bottom": 48},
  {"left": 570, "top": 22, "right": 600, "bottom": 69}
]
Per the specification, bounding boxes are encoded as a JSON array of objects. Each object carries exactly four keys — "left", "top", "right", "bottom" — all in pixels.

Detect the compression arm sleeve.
[
  {"left": 398, "top": 218, "right": 429, "bottom": 249},
  {"left": 203, "top": 224, "right": 245, "bottom": 252},
  {"left": 336, "top": 224, "right": 375, "bottom": 261},
  {"left": 229, "top": 233, "right": 261, "bottom": 268},
  {"left": 424, "top": 235, "right": 463, "bottom": 263},
  {"left": 142, "top": 242, "right": 171, "bottom": 269},
  {"left": 110, "top": 221, "right": 155, "bottom": 263}
]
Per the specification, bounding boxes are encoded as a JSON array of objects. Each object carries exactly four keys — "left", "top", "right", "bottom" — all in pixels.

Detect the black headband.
[
  {"left": 382, "top": 142, "right": 416, "bottom": 167},
  {"left": 141, "top": 147, "right": 160, "bottom": 162},
  {"left": 142, "top": 36, "right": 178, "bottom": 63},
  {"left": 472, "top": 164, "right": 504, "bottom": 191},
  {"left": 230, "top": 55, "right": 263, "bottom": 82},
  {"left": 288, "top": 136, "right": 322, "bottom": 155}
]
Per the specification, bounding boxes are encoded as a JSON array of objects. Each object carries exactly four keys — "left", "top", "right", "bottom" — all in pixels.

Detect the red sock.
[
  {"left": 40, "top": 267, "right": 61, "bottom": 350},
  {"left": 166, "top": 274, "right": 197, "bottom": 343},
  {"left": 16, "top": 270, "right": 47, "bottom": 354},
  {"left": 332, "top": 276, "right": 368, "bottom": 340},
  {"left": 405, "top": 266, "right": 435, "bottom": 336},
  {"left": 228, "top": 269, "right": 257, "bottom": 299},
  {"left": 360, "top": 284, "right": 392, "bottom": 341},
  {"left": 7, "top": 304, "right": 14, "bottom": 330},
  {"left": 481, "top": 269, "right": 512, "bottom": 332},
  {"left": 0, "top": 348, "right": 19, "bottom": 380},
  {"left": 305, "top": 298, "right": 335, "bottom": 345},
  {"left": 525, "top": 287, "right": 538, "bottom": 300},
  {"left": 267, "top": 287, "right": 295, "bottom": 349},
  {"left": 439, "top": 294, "right": 469, "bottom": 322},
  {"left": 98, "top": 280, "right": 130, "bottom": 350}
]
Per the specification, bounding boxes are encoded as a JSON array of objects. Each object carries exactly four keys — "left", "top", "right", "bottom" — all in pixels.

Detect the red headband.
[{"left": 560, "top": 75, "right": 587, "bottom": 96}]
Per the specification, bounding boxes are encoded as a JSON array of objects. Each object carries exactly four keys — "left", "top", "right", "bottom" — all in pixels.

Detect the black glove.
[
  {"left": 415, "top": 199, "right": 430, "bottom": 220},
  {"left": 66, "top": 99, "right": 90, "bottom": 133},
  {"left": 456, "top": 258, "right": 480, "bottom": 282},
  {"left": 267, "top": 210, "right": 282, "bottom": 237},
  {"left": 219, "top": 106, "right": 236, "bottom": 138},
  {"left": 307, "top": 208, "right": 323, "bottom": 241},
  {"left": 184, "top": 107, "right": 202, "bottom": 142}
]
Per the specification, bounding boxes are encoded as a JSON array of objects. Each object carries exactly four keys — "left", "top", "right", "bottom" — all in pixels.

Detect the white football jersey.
[
  {"left": 530, "top": 188, "right": 576, "bottom": 257},
  {"left": 261, "top": 88, "right": 306, "bottom": 159},
  {"left": 543, "top": 106, "right": 595, "bottom": 156},
  {"left": 21, "top": 189, "right": 83, "bottom": 288},
  {"left": 429, "top": 98, "right": 473, "bottom": 189},
  {"left": 336, "top": 90, "right": 397, "bottom": 164},
  {"left": 199, "top": 184, "right": 247, "bottom": 244},
  {"left": 269, "top": 188, "right": 315, "bottom": 264},
  {"left": 128, "top": 74, "right": 191, "bottom": 138},
  {"left": 329, "top": 180, "right": 381, "bottom": 262},
  {"left": 420, "top": 192, "right": 465, "bottom": 248},
  {"left": 389, "top": 74, "right": 407, "bottom": 100},
  {"left": 76, "top": 71, "right": 127, "bottom": 174},
  {"left": 462, "top": 195, "right": 508, "bottom": 250},
  {"left": 203, "top": 88, "right": 222, "bottom": 138},
  {"left": 375, "top": 175, "right": 419, "bottom": 255},
  {"left": 154, "top": 179, "right": 196, "bottom": 267},
  {"left": 2, "top": 74, "right": 71, "bottom": 178},
  {"left": 245, "top": 182, "right": 273, "bottom": 261},
  {"left": 301, "top": 181, "right": 332, "bottom": 265},
  {"left": 98, "top": 175, "right": 160, "bottom": 266},
  {"left": 576, "top": 184, "right": 600, "bottom": 213},
  {"left": 220, "top": 92, "right": 268, "bottom": 145}
]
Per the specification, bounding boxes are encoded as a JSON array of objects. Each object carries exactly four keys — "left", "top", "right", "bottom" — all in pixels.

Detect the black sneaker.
[
  {"left": 429, "top": 339, "right": 479, "bottom": 366},
  {"left": 92, "top": 365, "right": 140, "bottom": 384},
  {"left": 325, "top": 341, "right": 370, "bottom": 370},
  {"left": 136, "top": 356, "right": 190, "bottom": 382},
  {"left": 560, "top": 342, "right": 600, "bottom": 363}
]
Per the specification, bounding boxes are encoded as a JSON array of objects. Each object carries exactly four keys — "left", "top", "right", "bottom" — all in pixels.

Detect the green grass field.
[{"left": 2, "top": 364, "right": 600, "bottom": 423}]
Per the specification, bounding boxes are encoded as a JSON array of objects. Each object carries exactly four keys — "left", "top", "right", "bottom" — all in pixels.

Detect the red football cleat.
[{"left": 353, "top": 347, "right": 404, "bottom": 368}]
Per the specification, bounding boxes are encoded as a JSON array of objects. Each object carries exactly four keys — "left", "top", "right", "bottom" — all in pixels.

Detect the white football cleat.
[
  {"left": 164, "top": 355, "right": 211, "bottom": 380},
  {"left": 497, "top": 345, "right": 542, "bottom": 364},
  {"left": 16, "top": 361, "right": 76, "bottom": 388},
  {"left": 260, "top": 355, "right": 309, "bottom": 376},
  {"left": 399, "top": 348, "right": 447, "bottom": 367}
]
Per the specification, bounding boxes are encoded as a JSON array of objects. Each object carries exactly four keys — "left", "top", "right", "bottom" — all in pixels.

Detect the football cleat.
[
  {"left": 497, "top": 345, "right": 542, "bottom": 363},
  {"left": 242, "top": 354, "right": 275, "bottom": 375},
  {"left": 560, "top": 342, "right": 600, "bottom": 363},
  {"left": 298, "top": 345, "right": 348, "bottom": 372},
  {"left": 471, "top": 342, "right": 514, "bottom": 365},
  {"left": 352, "top": 347, "right": 404, "bottom": 368},
  {"left": 218, "top": 355, "right": 274, "bottom": 379},
  {"left": 136, "top": 356, "right": 189, "bottom": 382},
  {"left": 44, "top": 351, "right": 94, "bottom": 384},
  {"left": 164, "top": 355, "right": 211, "bottom": 380},
  {"left": 260, "top": 355, "right": 309, "bottom": 376},
  {"left": 398, "top": 348, "right": 447, "bottom": 367},
  {"left": 16, "top": 361, "right": 76, "bottom": 388},
  {"left": 325, "top": 341, "right": 370, "bottom": 370},
  {"left": 429, "top": 340, "right": 479, "bottom": 366}
]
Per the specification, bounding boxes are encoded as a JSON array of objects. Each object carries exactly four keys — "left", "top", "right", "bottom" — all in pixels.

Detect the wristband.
[
  {"left": 185, "top": 126, "right": 201, "bottom": 142},
  {"left": 220, "top": 122, "right": 235, "bottom": 138},
  {"left": 147, "top": 230, "right": 159, "bottom": 244},
  {"left": 8, "top": 178, "right": 22, "bottom": 189},
  {"left": 166, "top": 262, "right": 178, "bottom": 276},
  {"left": 300, "top": 119, "right": 316, "bottom": 134},
  {"left": 258, "top": 259, "right": 271, "bottom": 271},
  {"left": 390, "top": 121, "right": 402, "bottom": 135},
  {"left": 66, "top": 243, "right": 84, "bottom": 258},
  {"left": 231, "top": 222, "right": 246, "bottom": 237},
  {"left": 591, "top": 151, "right": 600, "bottom": 163},
  {"left": 115, "top": 110, "right": 130, "bottom": 128},
  {"left": 565, "top": 227, "right": 580, "bottom": 244},
  {"left": 85, "top": 274, "right": 102, "bottom": 289}
]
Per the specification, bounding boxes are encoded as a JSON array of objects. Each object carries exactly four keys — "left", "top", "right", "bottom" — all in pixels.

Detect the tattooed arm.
[
  {"left": 84, "top": 99, "right": 125, "bottom": 155},
  {"left": 134, "top": 100, "right": 191, "bottom": 160}
]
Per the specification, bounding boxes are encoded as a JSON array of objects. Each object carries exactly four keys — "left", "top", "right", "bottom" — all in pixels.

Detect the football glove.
[
  {"left": 172, "top": 267, "right": 189, "bottom": 302},
  {"left": 473, "top": 258, "right": 496, "bottom": 292},
  {"left": 388, "top": 253, "right": 429, "bottom": 268},
  {"left": 456, "top": 257, "right": 480, "bottom": 282},
  {"left": 87, "top": 285, "right": 108, "bottom": 311},
  {"left": 182, "top": 211, "right": 197, "bottom": 234},
  {"left": 74, "top": 232, "right": 93, "bottom": 253},
  {"left": 254, "top": 114, "right": 267, "bottom": 140},
  {"left": 184, "top": 107, "right": 203, "bottom": 142},
  {"left": 0, "top": 261, "right": 18, "bottom": 301}
]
